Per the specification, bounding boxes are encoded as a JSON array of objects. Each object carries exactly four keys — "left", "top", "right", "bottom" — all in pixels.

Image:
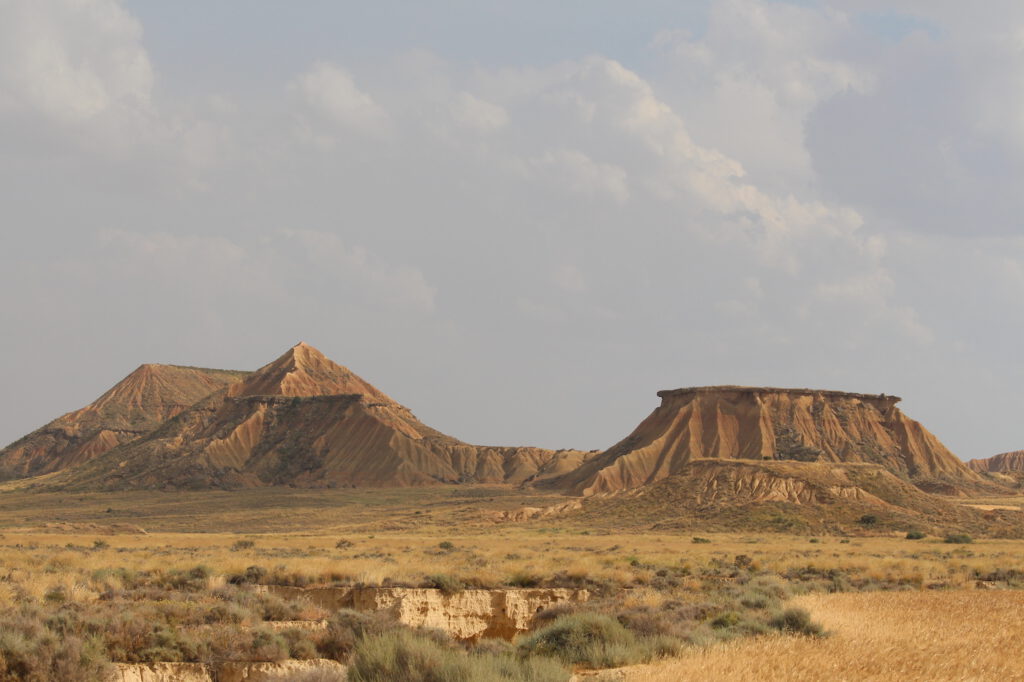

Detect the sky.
[{"left": 1, "top": 0, "right": 1022, "bottom": 460}]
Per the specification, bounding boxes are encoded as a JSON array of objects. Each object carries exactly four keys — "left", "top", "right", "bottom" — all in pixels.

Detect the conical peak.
[{"left": 228, "top": 343, "right": 395, "bottom": 402}]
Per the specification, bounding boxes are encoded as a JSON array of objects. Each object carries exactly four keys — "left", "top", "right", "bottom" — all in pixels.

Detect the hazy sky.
[{"left": 2, "top": 0, "right": 1022, "bottom": 460}]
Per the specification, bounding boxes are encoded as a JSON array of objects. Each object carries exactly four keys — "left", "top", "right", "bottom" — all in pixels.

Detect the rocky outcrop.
[
  {"left": 110, "top": 659, "right": 347, "bottom": 682},
  {"left": 260, "top": 586, "right": 589, "bottom": 641},
  {"left": 550, "top": 386, "right": 979, "bottom": 495},
  {"left": 0, "top": 365, "right": 247, "bottom": 480},
  {"left": 48, "top": 343, "right": 592, "bottom": 491},
  {"left": 969, "top": 450, "right": 1024, "bottom": 473},
  {"left": 575, "top": 459, "right": 1019, "bottom": 534}
]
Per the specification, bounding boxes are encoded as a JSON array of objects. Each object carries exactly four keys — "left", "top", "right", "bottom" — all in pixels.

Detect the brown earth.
[
  {"left": 570, "top": 459, "right": 1023, "bottom": 535},
  {"left": 548, "top": 386, "right": 984, "bottom": 496},
  {"left": 969, "top": 450, "right": 1024, "bottom": 473},
  {"left": 259, "top": 586, "right": 589, "bottom": 641},
  {"left": 0, "top": 364, "right": 247, "bottom": 480},
  {"left": 43, "top": 343, "right": 593, "bottom": 491}
]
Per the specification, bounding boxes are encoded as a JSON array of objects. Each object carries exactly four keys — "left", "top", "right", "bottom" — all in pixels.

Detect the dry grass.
[{"left": 629, "top": 590, "right": 1024, "bottom": 681}]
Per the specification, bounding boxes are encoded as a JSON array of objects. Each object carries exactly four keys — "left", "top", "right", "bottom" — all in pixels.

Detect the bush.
[
  {"left": 944, "top": 533, "right": 973, "bottom": 544},
  {"left": 905, "top": 530, "right": 926, "bottom": 540},
  {"left": 423, "top": 574, "right": 465, "bottom": 595},
  {"left": 231, "top": 540, "right": 256, "bottom": 551},
  {"left": 350, "top": 629, "right": 568, "bottom": 682},
  {"left": 518, "top": 613, "right": 660, "bottom": 668},
  {"left": 507, "top": 572, "right": 542, "bottom": 588},
  {"left": 768, "top": 608, "right": 824, "bottom": 636},
  {"left": 858, "top": 514, "right": 878, "bottom": 526},
  {"left": 316, "top": 609, "right": 393, "bottom": 661},
  {"left": 438, "top": 541, "right": 456, "bottom": 552},
  {"left": 0, "top": 626, "right": 111, "bottom": 682},
  {"left": 691, "top": 537, "right": 711, "bottom": 544}
]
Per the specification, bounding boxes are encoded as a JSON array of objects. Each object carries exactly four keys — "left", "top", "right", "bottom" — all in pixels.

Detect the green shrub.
[
  {"left": 767, "top": 608, "right": 824, "bottom": 636},
  {"left": 438, "top": 541, "right": 456, "bottom": 551},
  {"left": 231, "top": 540, "right": 256, "bottom": 551},
  {"left": 350, "top": 629, "right": 568, "bottom": 682},
  {"left": 507, "top": 572, "right": 542, "bottom": 588},
  {"left": 316, "top": 609, "right": 393, "bottom": 661},
  {"left": 691, "top": 537, "right": 711, "bottom": 544},
  {"left": 0, "top": 626, "right": 111, "bottom": 682},
  {"left": 518, "top": 612, "right": 661, "bottom": 668},
  {"left": 858, "top": 514, "right": 878, "bottom": 526},
  {"left": 423, "top": 574, "right": 465, "bottom": 595},
  {"left": 905, "top": 530, "right": 926, "bottom": 540},
  {"left": 944, "top": 533, "right": 973, "bottom": 544}
]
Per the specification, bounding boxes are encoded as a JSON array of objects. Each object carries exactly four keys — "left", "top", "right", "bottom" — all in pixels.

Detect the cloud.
[
  {"left": 653, "top": 0, "right": 872, "bottom": 191},
  {"left": 0, "top": 0, "right": 152, "bottom": 123},
  {"left": 528, "top": 149, "right": 629, "bottom": 203},
  {"left": 293, "top": 62, "right": 389, "bottom": 141},
  {"left": 450, "top": 92, "right": 508, "bottom": 133},
  {"left": 96, "top": 228, "right": 435, "bottom": 314},
  {"left": 4, "top": 0, "right": 1024, "bottom": 459}
]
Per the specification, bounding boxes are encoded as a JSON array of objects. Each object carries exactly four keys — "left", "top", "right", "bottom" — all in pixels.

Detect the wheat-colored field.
[
  {"left": 1, "top": 486, "right": 1023, "bottom": 602},
  {"left": 629, "top": 590, "right": 1024, "bottom": 681}
]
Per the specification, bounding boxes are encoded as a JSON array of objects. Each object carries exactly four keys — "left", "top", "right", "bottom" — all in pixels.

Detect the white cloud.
[
  {"left": 528, "top": 149, "right": 629, "bottom": 203},
  {"left": 654, "top": 0, "right": 872, "bottom": 191},
  {"left": 293, "top": 62, "right": 389, "bottom": 140},
  {"left": 450, "top": 92, "right": 508, "bottom": 133},
  {"left": 0, "top": 0, "right": 153, "bottom": 124}
]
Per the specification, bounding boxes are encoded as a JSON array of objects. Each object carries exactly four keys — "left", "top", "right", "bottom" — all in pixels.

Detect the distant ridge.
[
  {"left": 969, "top": 450, "right": 1024, "bottom": 473},
  {"left": 0, "top": 364, "right": 248, "bottom": 480},
  {"left": 45, "top": 343, "right": 593, "bottom": 491}
]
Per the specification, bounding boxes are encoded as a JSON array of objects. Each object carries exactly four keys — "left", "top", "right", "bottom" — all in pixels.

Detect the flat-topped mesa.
[
  {"left": 549, "top": 385, "right": 978, "bottom": 496},
  {"left": 657, "top": 386, "right": 902, "bottom": 408}
]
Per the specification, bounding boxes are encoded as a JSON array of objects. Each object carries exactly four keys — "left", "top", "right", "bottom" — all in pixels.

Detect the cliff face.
[
  {"left": 968, "top": 451, "right": 1024, "bottom": 473},
  {"left": 0, "top": 365, "right": 248, "bottom": 480},
  {"left": 552, "top": 386, "right": 979, "bottom": 495},
  {"left": 52, "top": 343, "right": 592, "bottom": 490}
]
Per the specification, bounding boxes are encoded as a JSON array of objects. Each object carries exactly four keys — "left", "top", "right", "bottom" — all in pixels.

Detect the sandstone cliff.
[
  {"left": 550, "top": 386, "right": 980, "bottom": 495},
  {"left": 0, "top": 364, "right": 247, "bottom": 480},
  {"left": 49, "top": 343, "right": 592, "bottom": 490},
  {"left": 968, "top": 450, "right": 1024, "bottom": 473}
]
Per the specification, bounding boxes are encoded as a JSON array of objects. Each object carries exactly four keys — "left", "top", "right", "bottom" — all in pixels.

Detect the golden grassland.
[
  {"left": 2, "top": 485, "right": 1024, "bottom": 679},
  {"left": 629, "top": 590, "right": 1024, "bottom": 681},
  {"left": 1, "top": 486, "right": 1023, "bottom": 604}
]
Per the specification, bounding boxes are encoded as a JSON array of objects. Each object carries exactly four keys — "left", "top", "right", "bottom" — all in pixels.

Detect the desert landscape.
[
  {"left": 0, "top": 344, "right": 1021, "bottom": 680},
  {"left": 4, "top": 2, "right": 1023, "bottom": 680}
]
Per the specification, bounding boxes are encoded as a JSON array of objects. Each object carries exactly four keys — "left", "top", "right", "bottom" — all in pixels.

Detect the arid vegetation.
[
  {"left": 0, "top": 487, "right": 1023, "bottom": 679},
  {"left": 630, "top": 590, "right": 1024, "bottom": 681}
]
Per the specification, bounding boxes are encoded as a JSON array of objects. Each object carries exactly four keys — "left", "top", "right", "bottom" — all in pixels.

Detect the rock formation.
[
  {"left": 0, "top": 364, "right": 247, "bottom": 480},
  {"left": 260, "top": 586, "right": 589, "bottom": 641},
  {"left": 550, "top": 386, "right": 980, "bottom": 495},
  {"left": 49, "top": 343, "right": 592, "bottom": 490},
  {"left": 968, "top": 450, "right": 1024, "bottom": 473},
  {"left": 574, "top": 459, "right": 1015, "bottom": 534}
]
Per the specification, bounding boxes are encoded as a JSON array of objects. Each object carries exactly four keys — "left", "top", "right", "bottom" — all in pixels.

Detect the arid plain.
[{"left": 1, "top": 344, "right": 1022, "bottom": 681}]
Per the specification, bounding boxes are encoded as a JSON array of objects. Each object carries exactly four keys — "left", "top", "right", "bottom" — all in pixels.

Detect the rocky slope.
[
  {"left": 571, "top": 459, "right": 1021, "bottom": 535},
  {"left": 968, "top": 450, "right": 1024, "bottom": 473},
  {"left": 48, "top": 343, "right": 592, "bottom": 490},
  {"left": 0, "top": 365, "right": 247, "bottom": 480},
  {"left": 550, "top": 386, "right": 981, "bottom": 496}
]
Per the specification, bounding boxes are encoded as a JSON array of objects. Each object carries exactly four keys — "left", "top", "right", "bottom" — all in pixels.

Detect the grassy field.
[
  {"left": 1, "top": 486, "right": 1023, "bottom": 679},
  {"left": 630, "top": 590, "right": 1024, "bottom": 681}
]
